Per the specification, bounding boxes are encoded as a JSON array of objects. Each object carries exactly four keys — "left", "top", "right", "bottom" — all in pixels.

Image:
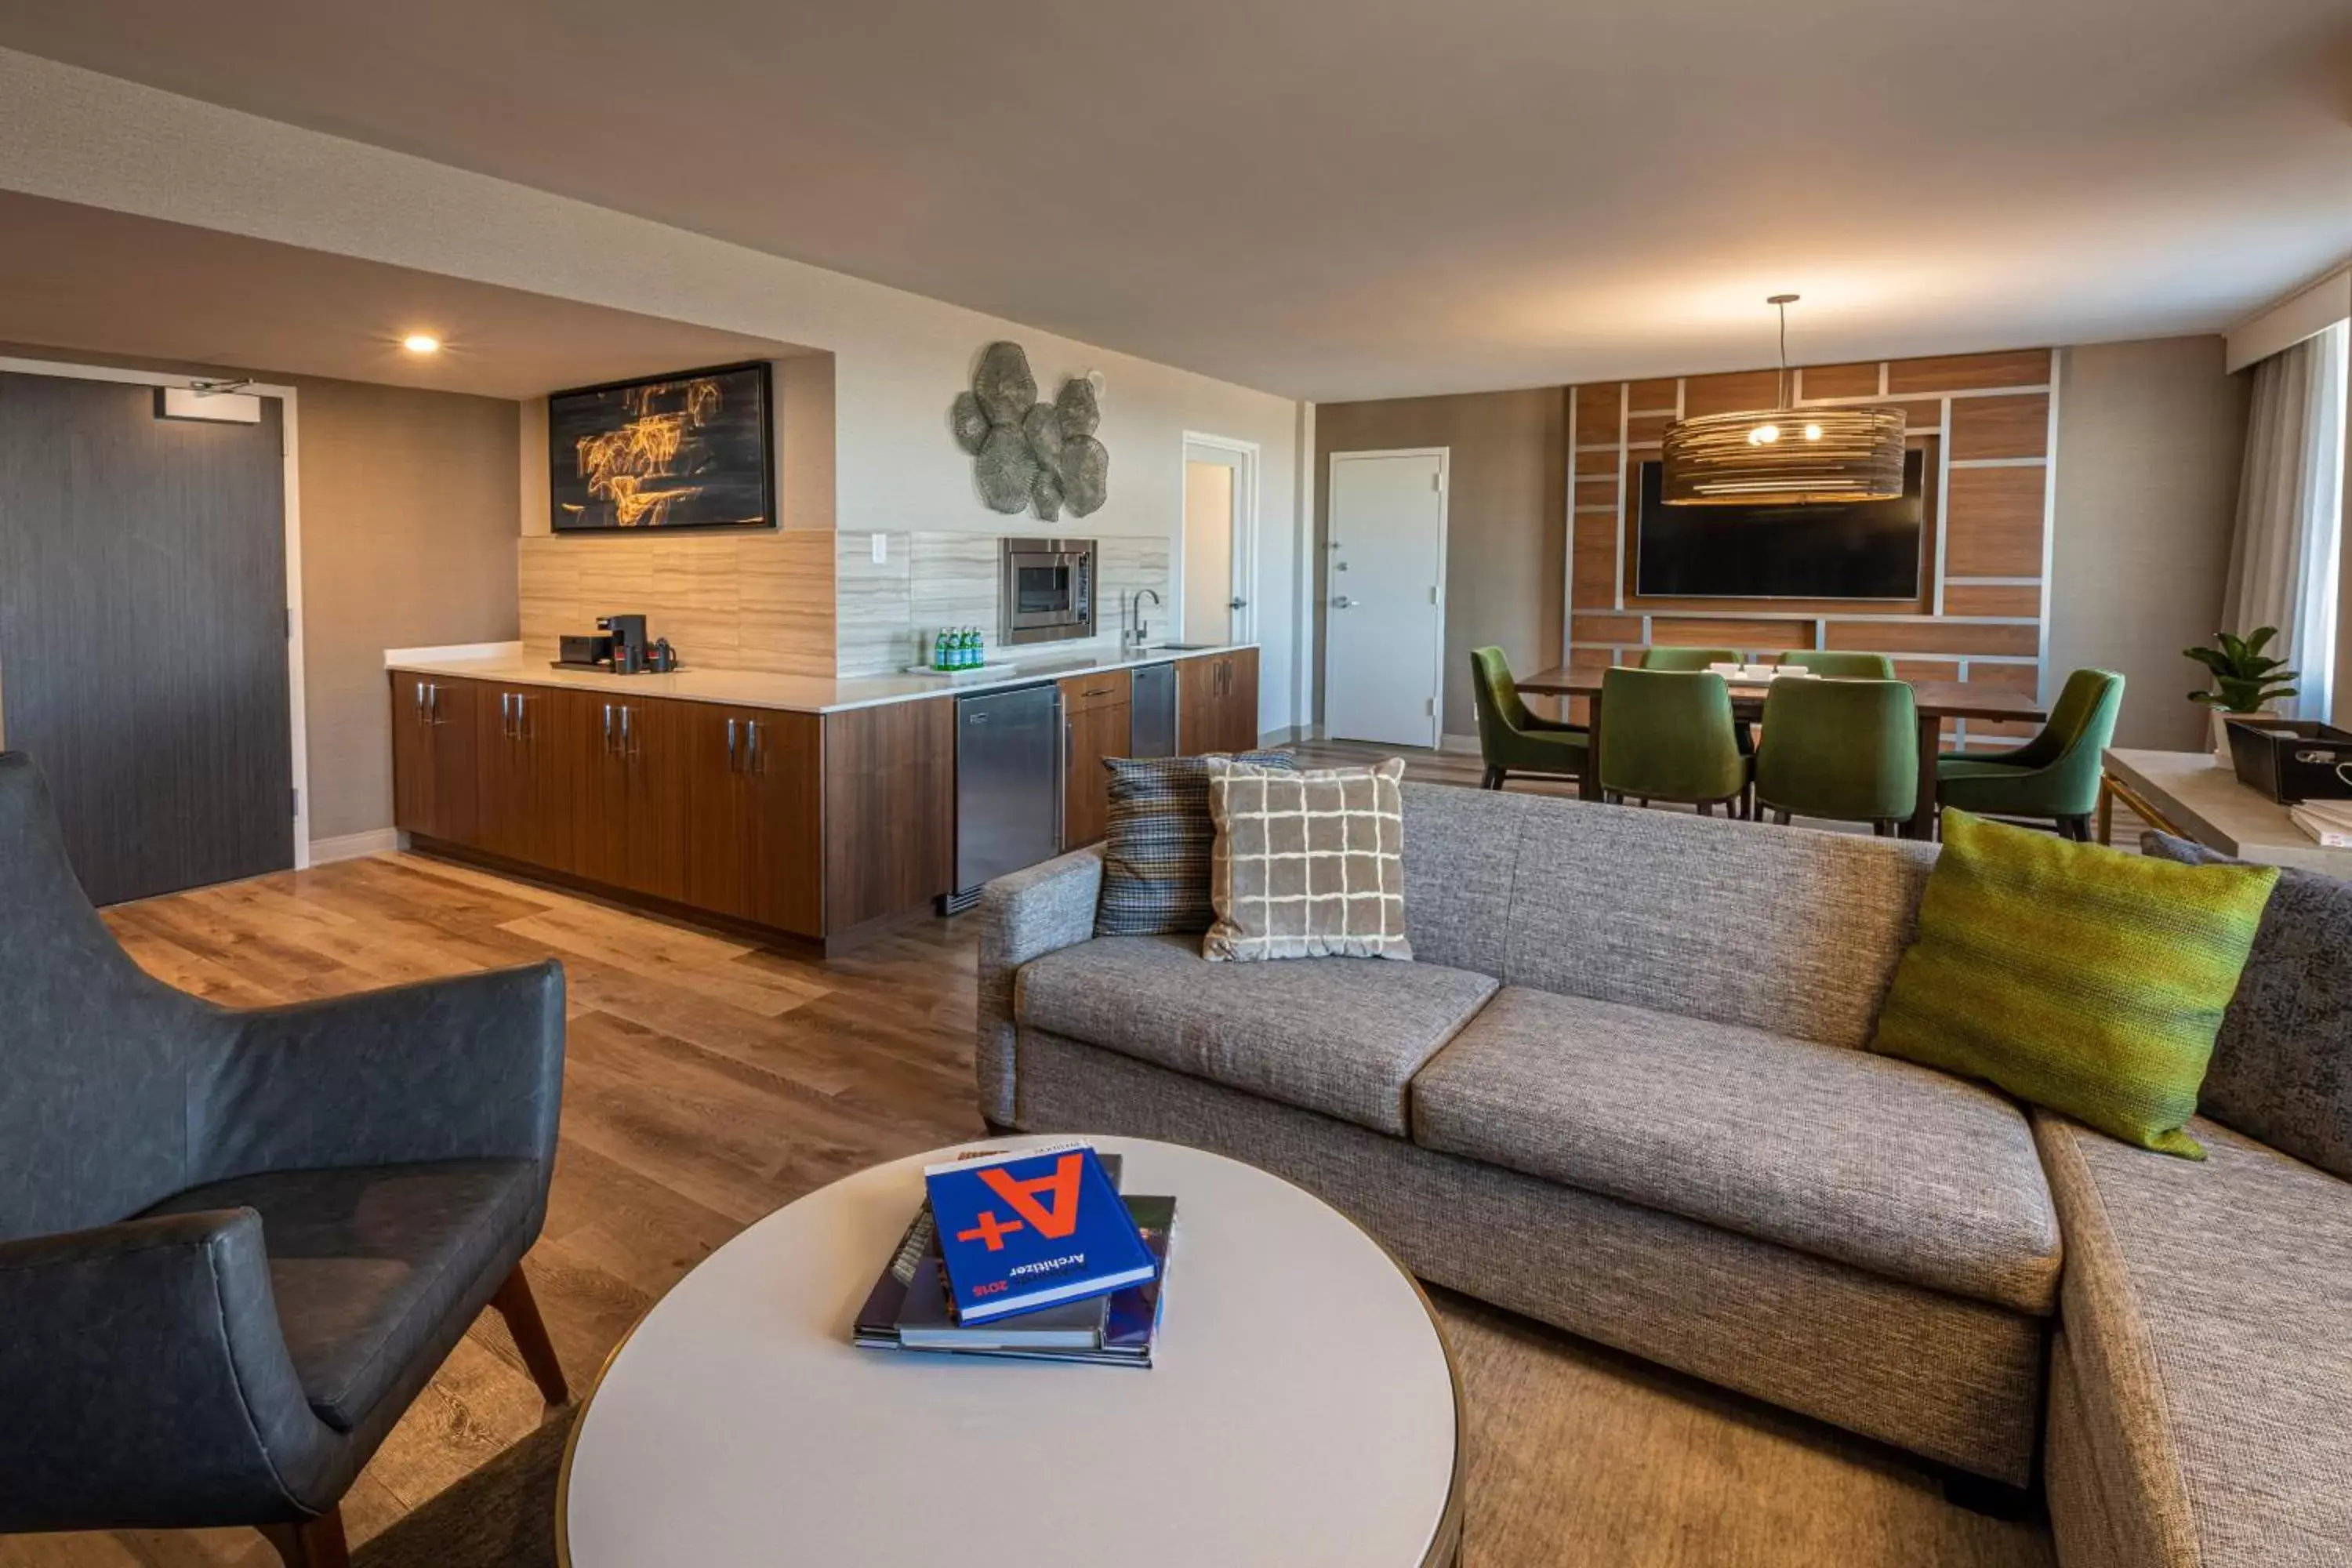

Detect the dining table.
[{"left": 1512, "top": 665, "right": 2050, "bottom": 840}]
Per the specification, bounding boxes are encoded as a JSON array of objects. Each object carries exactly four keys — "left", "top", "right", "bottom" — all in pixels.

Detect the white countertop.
[
  {"left": 2105, "top": 747, "right": 2352, "bottom": 873},
  {"left": 383, "top": 640, "right": 1253, "bottom": 715}
]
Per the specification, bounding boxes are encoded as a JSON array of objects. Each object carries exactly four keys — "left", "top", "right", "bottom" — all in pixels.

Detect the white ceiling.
[
  {"left": 0, "top": 192, "right": 801, "bottom": 398},
  {"left": 2, "top": 0, "right": 2347, "bottom": 401}
]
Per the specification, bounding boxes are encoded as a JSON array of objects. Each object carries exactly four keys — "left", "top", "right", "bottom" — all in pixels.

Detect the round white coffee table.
[{"left": 557, "top": 1135, "right": 1461, "bottom": 1566}]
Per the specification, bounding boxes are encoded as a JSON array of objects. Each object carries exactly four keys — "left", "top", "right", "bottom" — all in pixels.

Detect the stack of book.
[
  {"left": 2290, "top": 798, "right": 2352, "bottom": 848},
  {"left": 855, "top": 1143, "right": 1175, "bottom": 1367}
]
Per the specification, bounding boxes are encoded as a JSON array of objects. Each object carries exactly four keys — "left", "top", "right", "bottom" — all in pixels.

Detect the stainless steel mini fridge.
[{"left": 952, "top": 682, "right": 1063, "bottom": 908}]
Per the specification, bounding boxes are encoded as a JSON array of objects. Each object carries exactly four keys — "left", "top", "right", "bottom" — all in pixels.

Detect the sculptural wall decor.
[{"left": 951, "top": 342, "right": 1109, "bottom": 520}]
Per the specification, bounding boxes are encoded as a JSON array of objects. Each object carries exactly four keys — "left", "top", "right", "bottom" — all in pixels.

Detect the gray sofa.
[{"left": 977, "top": 782, "right": 2352, "bottom": 1563}]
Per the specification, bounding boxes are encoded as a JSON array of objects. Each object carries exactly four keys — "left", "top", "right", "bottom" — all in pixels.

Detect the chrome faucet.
[{"left": 1123, "top": 588, "right": 1163, "bottom": 651}]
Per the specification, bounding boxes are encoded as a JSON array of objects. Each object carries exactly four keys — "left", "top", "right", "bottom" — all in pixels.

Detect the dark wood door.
[
  {"left": 685, "top": 704, "right": 824, "bottom": 935},
  {"left": 390, "top": 673, "right": 479, "bottom": 843},
  {"left": 1062, "top": 698, "right": 1131, "bottom": 849},
  {"left": 825, "top": 698, "right": 953, "bottom": 933},
  {"left": 570, "top": 691, "right": 691, "bottom": 902},
  {"left": 1178, "top": 655, "right": 1219, "bottom": 756},
  {"left": 1221, "top": 648, "right": 1261, "bottom": 751},
  {"left": 477, "top": 684, "right": 568, "bottom": 870},
  {"left": 0, "top": 372, "right": 292, "bottom": 904}
]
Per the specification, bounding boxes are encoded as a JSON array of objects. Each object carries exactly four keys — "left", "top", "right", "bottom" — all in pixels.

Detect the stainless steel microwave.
[{"left": 1000, "top": 537, "right": 1095, "bottom": 646}]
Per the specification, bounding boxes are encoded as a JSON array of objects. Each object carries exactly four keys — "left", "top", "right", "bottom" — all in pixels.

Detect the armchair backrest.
[
  {"left": 0, "top": 754, "right": 212, "bottom": 1243},
  {"left": 2016, "top": 669, "right": 2125, "bottom": 803},
  {"left": 1468, "top": 646, "right": 1535, "bottom": 739}
]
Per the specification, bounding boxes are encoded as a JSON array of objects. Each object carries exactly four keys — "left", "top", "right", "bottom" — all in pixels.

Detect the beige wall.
[
  {"left": 2049, "top": 336, "right": 2248, "bottom": 751},
  {"left": 298, "top": 376, "right": 520, "bottom": 840},
  {"left": 1313, "top": 390, "right": 1567, "bottom": 735},
  {"left": 0, "top": 52, "right": 1308, "bottom": 731}
]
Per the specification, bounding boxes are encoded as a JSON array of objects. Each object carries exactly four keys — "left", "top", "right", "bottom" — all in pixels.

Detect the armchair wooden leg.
[
  {"left": 1480, "top": 766, "right": 1505, "bottom": 790},
  {"left": 260, "top": 1508, "right": 350, "bottom": 1568},
  {"left": 491, "top": 1265, "right": 572, "bottom": 1407}
]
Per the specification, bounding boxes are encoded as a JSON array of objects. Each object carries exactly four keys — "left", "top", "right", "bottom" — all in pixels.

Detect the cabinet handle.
[
  {"left": 514, "top": 694, "right": 529, "bottom": 742},
  {"left": 747, "top": 718, "right": 763, "bottom": 775},
  {"left": 1056, "top": 706, "right": 1069, "bottom": 847},
  {"left": 500, "top": 692, "right": 515, "bottom": 739},
  {"left": 621, "top": 705, "right": 635, "bottom": 757},
  {"left": 726, "top": 717, "right": 739, "bottom": 771},
  {"left": 413, "top": 679, "right": 428, "bottom": 723},
  {"left": 602, "top": 702, "right": 615, "bottom": 754}
]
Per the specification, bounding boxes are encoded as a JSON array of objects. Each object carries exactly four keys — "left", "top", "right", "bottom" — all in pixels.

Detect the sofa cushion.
[
  {"left": 1206, "top": 757, "right": 1412, "bottom": 962},
  {"left": 1096, "top": 752, "right": 1299, "bottom": 938},
  {"left": 1016, "top": 934, "right": 1494, "bottom": 1134},
  {"left": 1411, "top": 985, "right": 2060, "bottom": 1312},
  {"left": 142, "top": 1159, "right": 538, "bottom": 1432},
  {"left": 2035, "top": 1112, "right": 2352, "bottom": 1566},
  {"left": 2141, "top": 832, "right": 2352, "bottom": 1181},
  {"left": 1870, "top": 810, "right": 2277, "bottom": 1159},
  {"left": 1495, "top": 793, "right": 1937, "bottom": 1048}
]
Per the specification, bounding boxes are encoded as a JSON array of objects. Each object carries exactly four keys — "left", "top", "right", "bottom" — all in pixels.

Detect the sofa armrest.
[
  {"left": 0, "top": 1210, "right": 331, "bottom": 1530},
  {"left": 975, "top": 848, "right": 1104, "bottom": 1126},
  {"left": 193, "top": 961, "right": 566, "bottom": 1184}
]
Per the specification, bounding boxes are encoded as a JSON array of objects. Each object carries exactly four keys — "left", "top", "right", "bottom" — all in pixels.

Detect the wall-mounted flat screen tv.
[
  {"left": 1633, "top": 449, "right": 1926, "bottom": 600},
  {"left": 549, "top": 361, "right": 774, "bottom": 532}
]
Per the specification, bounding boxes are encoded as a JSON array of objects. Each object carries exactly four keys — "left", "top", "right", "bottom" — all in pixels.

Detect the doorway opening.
[{"left": 1181, "top": 434, "right": 1258, "bottom": 648}]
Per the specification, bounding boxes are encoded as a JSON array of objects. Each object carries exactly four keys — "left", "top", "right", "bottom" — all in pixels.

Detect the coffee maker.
[{"left": 598, "top": 614, "right": 649, "bottom": 673}]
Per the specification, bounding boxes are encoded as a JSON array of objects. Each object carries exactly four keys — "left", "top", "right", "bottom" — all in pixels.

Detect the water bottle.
[
  {"left": 933, "top": 629, "right": 949, "bottom": 671},
  {"left": 968, "top": 628, "right": 985, "bottom": 669},
  {"left": 962, "top": 627, "right": 981, "bottom": 669}
]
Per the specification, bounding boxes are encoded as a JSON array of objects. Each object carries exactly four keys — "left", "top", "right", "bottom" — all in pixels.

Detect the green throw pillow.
[{"left": 1868, "top": 809, "right": 2278, "bottom": 1159}]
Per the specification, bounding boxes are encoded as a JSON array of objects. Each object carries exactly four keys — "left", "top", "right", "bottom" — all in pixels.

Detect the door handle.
[
  {"left": 1230, "top": 597, "right": 1248, "bottom": 610},
  {"left": 1332, "top": 595, "right": 1357, "bottom": 609}
]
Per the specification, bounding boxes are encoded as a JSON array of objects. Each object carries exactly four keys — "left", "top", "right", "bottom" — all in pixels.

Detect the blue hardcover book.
[{"left": 924, "top": 1142, "right": 1157, "bottom": 1325}]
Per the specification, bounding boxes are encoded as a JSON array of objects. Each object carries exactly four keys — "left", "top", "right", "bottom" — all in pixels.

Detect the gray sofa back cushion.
[
  {"left": 2141, "top": 831, "right": 2352, "bottom": 1181},
  {"left": 1399, "top": 783, "right": 1935, "bottom": 1048}
]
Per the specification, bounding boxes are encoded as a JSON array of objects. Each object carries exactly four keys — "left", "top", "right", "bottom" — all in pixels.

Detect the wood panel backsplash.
[
  {"left": 1567, "top": 347, "right": 2056, "bottom": 740},
  {"left": 517, "top": 532, "right": 836, "bottom": 677}
]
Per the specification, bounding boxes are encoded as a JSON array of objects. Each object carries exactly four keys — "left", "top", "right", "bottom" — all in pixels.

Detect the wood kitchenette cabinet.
[
  {"left": 390, "top": 673, "right": 950, "bottom": 953},
  {"left": 1178, "top": 647, "right": 1259, "bottom": 755},
  {"left": 1058, "top": 668, "right": 1131, "bottom": 851}
]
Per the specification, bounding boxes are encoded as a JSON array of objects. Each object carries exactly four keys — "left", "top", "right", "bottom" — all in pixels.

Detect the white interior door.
[
  {"left": 1326, "top": 449, "right": 1446, "bottom": 747},
  {"left": 1181, "top": 436, "right": 1257, "bottom": 648},
  {"left": 1182, "top": 459, "right": 1236, "bottom": 644}
]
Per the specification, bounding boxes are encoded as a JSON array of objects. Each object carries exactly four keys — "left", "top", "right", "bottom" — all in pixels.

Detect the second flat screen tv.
[{"left": 1634, "top": 450, "right": 1926, "bottom": 601}]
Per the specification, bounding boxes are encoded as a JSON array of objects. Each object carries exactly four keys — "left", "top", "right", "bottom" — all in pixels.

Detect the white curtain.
[{"left": 2225, "top": 320, "right": 2347, "bottom": 721}]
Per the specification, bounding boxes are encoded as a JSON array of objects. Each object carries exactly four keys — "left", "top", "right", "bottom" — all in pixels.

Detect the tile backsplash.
[
  {"left": 514, "top": 528, "right": 1174, "bottom": 681},
  {"left": 518, "top": 532, "right": 836, "bottom": 677},
  {"left": 835, "top": 532, "right": 1174, "bottom": 676}
]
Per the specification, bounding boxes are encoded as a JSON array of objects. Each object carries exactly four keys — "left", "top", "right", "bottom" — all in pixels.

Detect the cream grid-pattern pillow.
[{"left": 1203, "top": 757, "right": 1412, "bottom": 962}]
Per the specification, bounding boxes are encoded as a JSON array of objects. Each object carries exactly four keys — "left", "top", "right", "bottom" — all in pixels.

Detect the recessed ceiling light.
[{"left": 401, "top": 333, "right": 441, "bottom": 354}]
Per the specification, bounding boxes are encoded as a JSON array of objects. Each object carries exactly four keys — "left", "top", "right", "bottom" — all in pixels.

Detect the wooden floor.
[{"left": 2, "top": 753, "right": 2053, "bottom": 1568}]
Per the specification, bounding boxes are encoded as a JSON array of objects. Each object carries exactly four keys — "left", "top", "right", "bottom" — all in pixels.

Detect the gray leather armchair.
[{"left": 0, "top": 753, "right": 569, "bottom": 1568}]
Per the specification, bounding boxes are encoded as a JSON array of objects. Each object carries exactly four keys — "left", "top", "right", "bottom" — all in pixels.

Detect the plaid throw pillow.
[
  {"left": 1095, "top": 753, "right": 1300, "bottom": 937},
  {"left": 1203, "top": 757, "right": 1411, "bottom": 963}
]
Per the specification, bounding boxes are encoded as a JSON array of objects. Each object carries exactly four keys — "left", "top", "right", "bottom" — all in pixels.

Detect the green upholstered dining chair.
[
  {"left": 1468, "top": 646, "right": 1588, "bottom": 791},
  {"left": 1753, "top": 678, "right": 1918, "bottom": 836},
  {"left": 1777, "top": 649, "right": 1896, "bottom": 679},
  {"left": 1935, "top": 668, "right": 2125, "bottom": 840},
  {"left": 1640, "top": 646, "right": 1740, "bottom": 672},
  {"left": 1597, "top": 666, "right": 1751, "bottom": 816}
]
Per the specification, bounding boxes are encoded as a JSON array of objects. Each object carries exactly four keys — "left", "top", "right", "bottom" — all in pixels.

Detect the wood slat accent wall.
[{"left": 1566, "top": 347, "right": 2056, "bottom": 742}]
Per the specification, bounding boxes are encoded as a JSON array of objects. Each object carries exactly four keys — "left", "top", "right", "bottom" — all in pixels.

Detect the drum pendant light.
[{"left": 1659, "top": 295, "right": 1907, "bottom": 506}]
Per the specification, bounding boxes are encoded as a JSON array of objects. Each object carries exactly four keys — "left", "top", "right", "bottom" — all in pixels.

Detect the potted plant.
[{"left": 2186, "top": 627, "right": 2299, "bottom": 761}]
